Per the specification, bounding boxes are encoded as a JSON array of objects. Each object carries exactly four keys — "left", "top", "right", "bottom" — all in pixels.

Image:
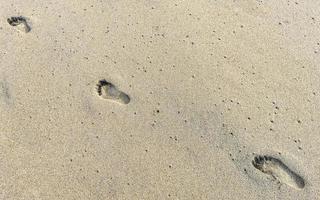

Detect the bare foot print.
[
  {"left": 96, "top": 79, "right": 130, "bottom": 104},
  {"left": 7, "top": 16, "right": 31, "bottom": 33},
  {"left": 0, "top": 79, "right": 11, "bottom": 105},
  {"left": 252, "top": 155, "right": 305, "bottom": 189}
]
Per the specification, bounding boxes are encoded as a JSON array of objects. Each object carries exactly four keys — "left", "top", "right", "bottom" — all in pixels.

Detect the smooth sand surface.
[{"left": 0, "top": 0, "right": 320, "bottom": 199}]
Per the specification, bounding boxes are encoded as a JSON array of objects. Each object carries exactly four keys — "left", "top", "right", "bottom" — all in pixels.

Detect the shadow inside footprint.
[
  {"left": 252, "top": 155, "right": 305, "bottom": 189},
  {"left": 7, "top": 16, "right": 31, "bottom": 33},
  {"left": 96, "top": 79, "right": 130, "bottom": 105}
]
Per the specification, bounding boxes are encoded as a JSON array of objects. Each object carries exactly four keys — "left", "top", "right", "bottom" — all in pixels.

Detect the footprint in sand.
[
  {"left": 0, "top": 80, "right": 11, "bottom": 105},
  {"left": 95, "top": 79, "right": 130, "bottom": 104},
  {"left": 7, "top": 16, "right": 31, "bottom": 33},
  {"left": 252, "top": 155, "right": 305, "bottom": 189}
]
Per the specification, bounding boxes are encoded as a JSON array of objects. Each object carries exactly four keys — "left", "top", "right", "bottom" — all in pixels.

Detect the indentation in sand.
[
  {"left": 252, "top": 155, "right": 305, "bottom": 189},
  {"left": 0, "top": 80, "right": 11, "bottom": 105},
  {"left": 7, "top": 16, "right": 31, "bottom": 33},
  {"left": 95, "top": 79, "right": 130, "bottom": 104}
]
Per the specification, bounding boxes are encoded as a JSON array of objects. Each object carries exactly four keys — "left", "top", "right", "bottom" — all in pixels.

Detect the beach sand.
[{"left": 0, "top": 0, "right": 319, "bottom": 199}]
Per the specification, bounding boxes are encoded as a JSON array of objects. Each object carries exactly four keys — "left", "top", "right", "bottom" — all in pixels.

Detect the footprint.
[
  {"left": 96, "top": 79, "right": 130, "bottom": 104},
  {"left": 7, "top": 16, "right": 31, "bottom": 33},
  {"left": 252, "top": 155, "right": 305, "bottom": 189},
  {"left": 0, "top": 78, "right": 12, "bottom": 106}
]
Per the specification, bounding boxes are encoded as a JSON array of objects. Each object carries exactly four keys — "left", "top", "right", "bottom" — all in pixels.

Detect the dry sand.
[{"left": 0, "top": 0, "right": 320, "bottom": 199}]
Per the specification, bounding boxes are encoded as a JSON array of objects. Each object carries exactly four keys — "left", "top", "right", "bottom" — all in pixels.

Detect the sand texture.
[{"left": 0, "top": 0, "right": 320, "bottom": 199}]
